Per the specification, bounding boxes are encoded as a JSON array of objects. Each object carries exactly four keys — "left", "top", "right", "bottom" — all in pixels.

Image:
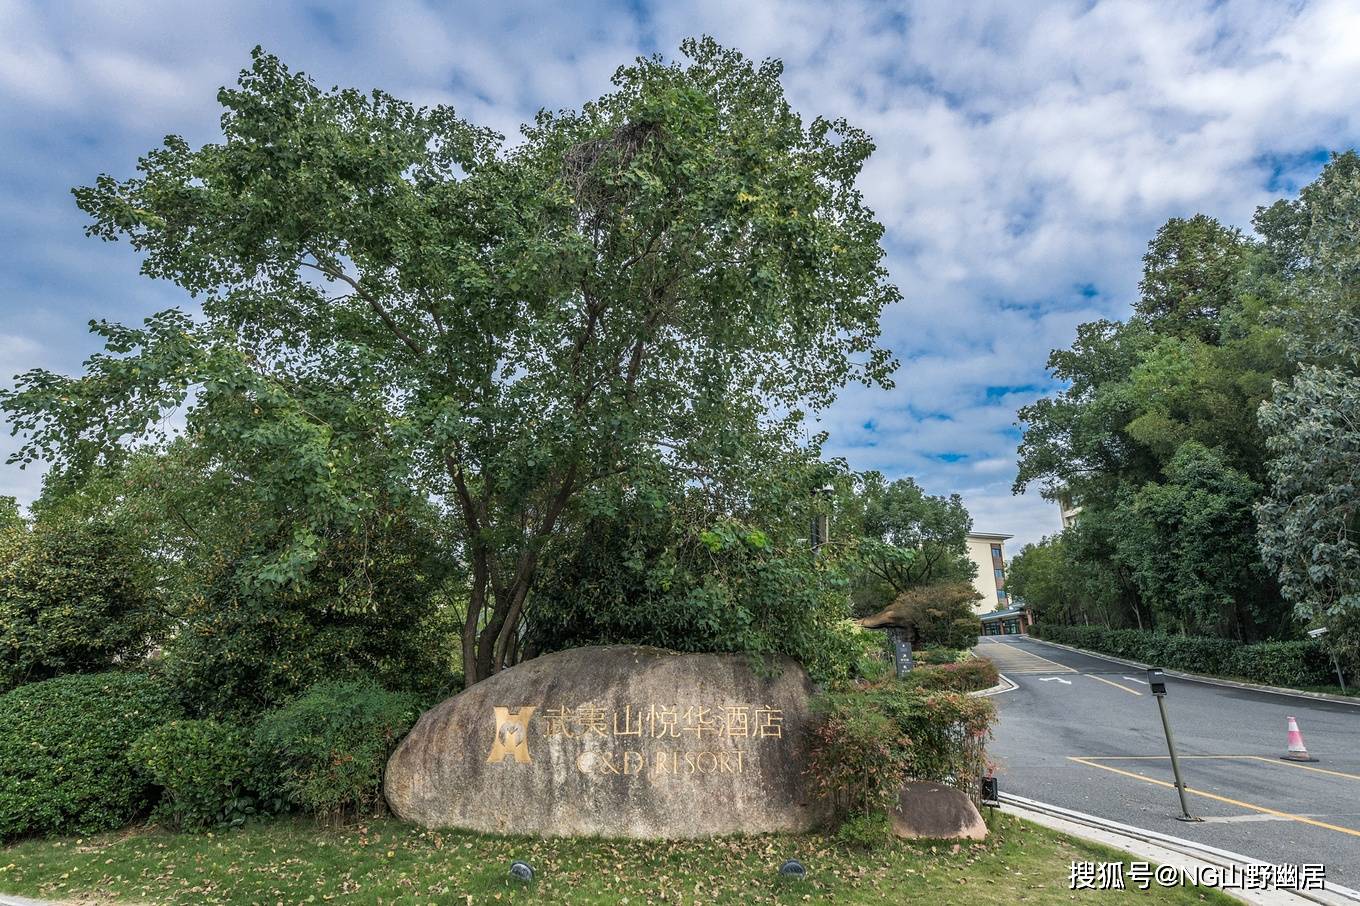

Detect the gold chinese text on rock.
[
  {"left": 488, "top": 702, "right": 784, "bottom": 777},
  {"left": 486, "top": 706, "right": 536, "bottom": 764}
]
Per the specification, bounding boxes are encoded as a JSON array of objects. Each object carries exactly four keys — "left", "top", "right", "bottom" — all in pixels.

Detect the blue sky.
[{"left": 2, "top": 0, "right": 1359, "bottom": 550}]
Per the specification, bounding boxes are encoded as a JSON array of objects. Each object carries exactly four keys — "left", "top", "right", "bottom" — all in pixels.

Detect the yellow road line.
[
  {"left": 1085, "top": 674, "right": 1143, "bottom": 695},
  {"left": 1239, "top": 755, "right": 1360, "bottom": 782},
  {"left": 1078, "top": 755, "right": 1360, "bottom": 782},
  {"left": 981, "top": 642, "right": 1077, "bottom": 673},
  {"left": 1066, "top": 756, "right": 1360, "bottom": 838}
]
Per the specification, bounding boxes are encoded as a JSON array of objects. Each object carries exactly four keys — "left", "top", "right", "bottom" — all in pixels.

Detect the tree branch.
[{"left": 300, "top": 258, "right": 426, "bottom": 358}]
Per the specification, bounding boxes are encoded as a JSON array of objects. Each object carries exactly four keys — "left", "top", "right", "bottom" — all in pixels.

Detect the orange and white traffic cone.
[{"left": 1281, "top": 716, "right": 1318, "bottom": 762}]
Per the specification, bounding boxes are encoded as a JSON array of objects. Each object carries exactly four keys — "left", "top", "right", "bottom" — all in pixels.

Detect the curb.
[
  {"left": 970, "top": 673, "right": 1018, "bottom": 697},
  {"left": 1000, "top": 793, "right": 1360, "bottom": 906},
  {"left": 1022, "top": 637, "right": 1360, "bottom": 707}
]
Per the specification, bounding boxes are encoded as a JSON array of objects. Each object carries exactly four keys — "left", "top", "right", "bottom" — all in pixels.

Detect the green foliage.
[
  {"left": 809, "top": 680, "right": 995, "bottom": 826},
  {"left": 1225, "top": 641, "right": 1339, "bottom": 689},
  {"left": 1013, "top": 171, "right": 1315, "bottom": 639},
  {"left": 1030, "top": 624, "right": 1237, "bottom": 673},
  {"left": 161, "top": 498, "right": 461, "bottom": 720},
  {"left": 250, "top": 680, "right": 420, "bottom": 820},
  {"left": 1030, "top": 624, "right": 1338, "bottom": 687},
  {"left": 834, "top": 812, "right": 894, "bottom": 851},
  {"left": 895, "top": 690, "right": 993, "bottom": 792},
  {"left": 131, "top": 720, "right": 256, "bottom": 832},
  {"left": 1, "top": 40, "right": 898, "bottom": 689},
  {"left": 807, "top": 693, "right": 907, "bottom": 819},
  {"left": 848, "top": 625, "right": 895, "bottom": 682},
  {"left": 536, "top": 513, "right": 853, "bottom": 681},
  {"left": 1255, "top": 152, "right": 1360, "bottom": 658},
  {"left": 1003, "top": 538, "right": 1066, "bottom": 617},
  {"left": 0, "top": 497, "right": 20, "bottom": 532},
  {"left": 1135, "top": 214, "right": 1251, "bottom": 344},
  {"left": 1258, "top": 366, "right": 1360, "bottom": 623},
  {"left": 0, "top": 491, "right": 166, "bottom": 691},
  {"left": 1017, "top": 154, "right": 1360, "bottom": 646},
  {"left": 530, "top": 458, "right": 866, "bottom": 688},
  {"left": 849, "top": 476, "right": 974, "bottom": 614},
  {"left": 912, "top": 647, "right": 966, "bottom": 666},
  {"left": 1111, "top": 443, "right": 1278, "bottom": 638},
  {"left": 0, "top": 671, "right": 180, "bottom": 839},
  {"left": 1314, "top": 609, "right": 1360, "bottom": 683}
]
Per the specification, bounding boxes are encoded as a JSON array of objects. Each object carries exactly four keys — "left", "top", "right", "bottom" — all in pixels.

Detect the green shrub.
[
  {"left": 835, "top": 812, "right": 894, "bottom": 851},
  {"left": 162, "top": 537, "right": 462, "bottom": 721},
  {"left": 903, "top": 659, "right": 999, "bottom": 693},
  {"left": 131, "top": 720, "right": 256, "bottom": 832},
  {"left": 251, "top": 680, "right": 420, "bottom": 820},
  {"left": 809, "top": 680, "right": 995, "bottom": 826},
  {"left": 0, "top": 501, "right": 166, "bottom": 692},
  {"left": 944, "top": 616, "right": 982, "bottom": 649},
  {"left": 898, "top": 691, "right": 993, "bottom": 791},
  {"left": 1030, "top": 625, "right": 1335, "bottom": 687},
  {"left": 0, "top": 671, "right": 180, "bottom": 839},
  {"left": 533, "top": 513, "right": 865, "bottom": 690},
  {"left": 807, "top": 695, "right": 907, "bottom": 818},
  {"left": 914, "top": 647, "right": 965, "bottom": 666}
]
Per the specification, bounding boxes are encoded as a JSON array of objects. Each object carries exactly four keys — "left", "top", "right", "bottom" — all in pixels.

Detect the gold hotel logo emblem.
[{"left": 487, "top": 706, "right": 536, "bottom": 764}]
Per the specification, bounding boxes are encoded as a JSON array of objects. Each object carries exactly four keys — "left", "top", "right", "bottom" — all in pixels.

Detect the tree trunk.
[{"left": 462, "top": 547, "right": 491, "bottom": 688}]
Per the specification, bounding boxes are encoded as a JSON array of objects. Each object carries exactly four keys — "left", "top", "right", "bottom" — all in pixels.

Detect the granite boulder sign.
[{"left": 384, "top": 645, "right": 829, "bottom": 838}]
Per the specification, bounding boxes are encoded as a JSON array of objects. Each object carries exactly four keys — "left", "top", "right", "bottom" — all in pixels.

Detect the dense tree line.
[{"left": 1011, "top": 153, "right": 1360, "bottom": 671}]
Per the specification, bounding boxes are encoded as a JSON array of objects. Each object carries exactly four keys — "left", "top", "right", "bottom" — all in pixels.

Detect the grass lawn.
[{"left": 0, "top": 812, "right": 1236, "bottom": 905}]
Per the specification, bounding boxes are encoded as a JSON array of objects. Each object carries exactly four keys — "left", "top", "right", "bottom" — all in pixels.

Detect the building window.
[
  {"left": 991, "top": 544, "right": 1002, "bottom": 557},
  {"left": 994, "top": 568, "right": 1004, "bottom": 579},
  {"left": 997, "top": 589, "right": 1007, "bottom": 601}
]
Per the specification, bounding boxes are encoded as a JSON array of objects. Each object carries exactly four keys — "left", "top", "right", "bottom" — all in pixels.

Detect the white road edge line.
[
  {"left": 969, "top": 673, "right": 1018, "bottom": 697},
  {"left": 998, "top": 793, "right": 1360, "bottom": 906}
]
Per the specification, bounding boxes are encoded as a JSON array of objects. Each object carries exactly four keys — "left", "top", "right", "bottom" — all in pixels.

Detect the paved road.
[{"left": 976, "top": 635, "right": 1360, "bottom": 887}]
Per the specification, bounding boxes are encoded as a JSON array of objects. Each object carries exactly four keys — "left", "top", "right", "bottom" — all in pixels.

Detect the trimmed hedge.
[
  {"left": 132, "top": 719, "right": 257, "bottom": 832},
  {"left": 1030, "top": 625, "right": 1337, "bottom": 688},
  {"left": 0, "top": 671, "right": 180, "bottom": 839}
]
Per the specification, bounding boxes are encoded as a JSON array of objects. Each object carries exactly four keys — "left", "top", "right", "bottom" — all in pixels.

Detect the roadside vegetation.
[
  {"left": 1029, "top": 624, "right": 1353, "bottom": 695},
  {"left": 1010, "top": 152, "right": 1360, "bottom": 688}
]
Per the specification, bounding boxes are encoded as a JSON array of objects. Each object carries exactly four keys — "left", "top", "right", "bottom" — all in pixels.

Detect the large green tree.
[
  {"left": 1, "top": 41, "right": 897, "bottom": 687},
  {"left": 1256, "top": 152, "right": 1360, "bottom": 666},
  {"left": 842, "top": 474, "right": 973, "bottom": 614},
  {"left": 1111, "top": 443, "right": 1277, "bottom": 639},
  {"left": 1014, "top": 210, "right": 1292, "bottom": 635}
]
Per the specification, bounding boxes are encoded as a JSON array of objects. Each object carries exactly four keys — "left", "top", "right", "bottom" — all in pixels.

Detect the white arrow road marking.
[
  {"left": 1123, "top": 676, "right": 1149, "bottom": 685},
  {"left": 1038, "top": 677, "right": 1073, "bottom": 685}
]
